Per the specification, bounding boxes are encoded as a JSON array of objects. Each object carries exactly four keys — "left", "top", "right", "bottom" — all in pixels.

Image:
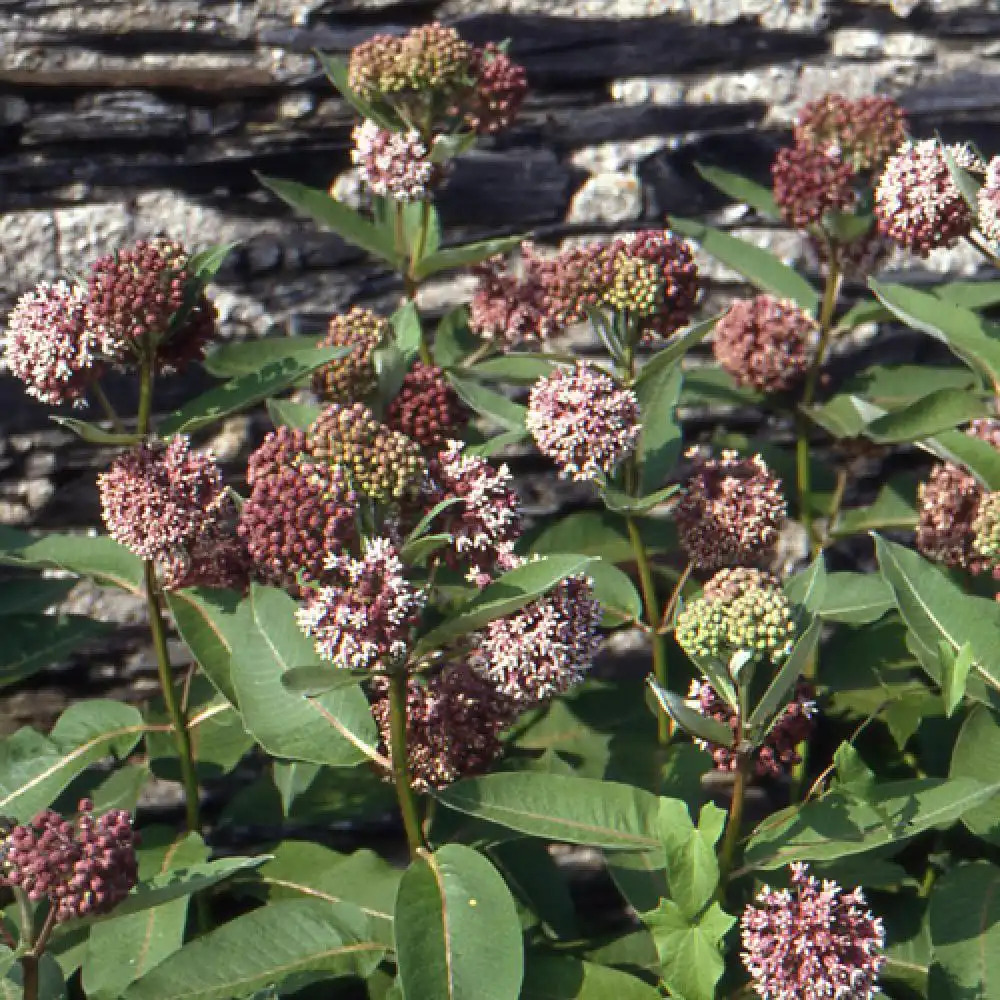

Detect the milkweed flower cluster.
[
  {"left": 712, "top": 295, "right": 815, "bottom": 393},
  {"left": 0, "top": 801, "right": 138, "bottom": 923},
  {"left": 772, "top": 143, "right": 856, "bottom": 230},
  {"left": 978, "top": 155, "right": 1000, "bottom": 244},
  {"left": 526, "top": 362, "right": 641, "bottom": 482},
  {"left": 2, "top": 237, "right": 215, "bottom": 405},
  {"left": 312, "top": 307, "right": 386, "bottom": 403},
  {"left": 794, "top": 94, "right": 906, "bottom": 174},
  {"left": 675, "top": 450, "right": 786, "bottom": 569},
  {"left": 386, "top": 363, "right": 469, "bottom": 449},
  {"left": 351, "top": 121, "right": 434, "bottom": 202},
  {"left": 740, "top": 863, "right": 886, "bottom": 1000}
]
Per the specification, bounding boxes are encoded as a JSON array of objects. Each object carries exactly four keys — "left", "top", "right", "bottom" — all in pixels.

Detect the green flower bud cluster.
[
  {"left": 307, "top": 401, "right": 426, "bottom": 503},
  {"left": 603, "top": 254, "right": 665, "bottom": 319},
  {"left": 311, "top": 306, "right": 387, "bottom": 403},
  {"left": 675, "top": 568, "right": 797, "bottom": 666}
]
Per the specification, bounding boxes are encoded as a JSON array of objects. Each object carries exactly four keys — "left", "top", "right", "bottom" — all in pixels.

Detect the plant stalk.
[
  {"left": 15, "top": 891, "right": 56, "bottom": 1000},
  {"left": 388, "top": 668, "right": 426, "bottom": 858},
  {"left": 91, "top": 382, "right": 127, "bottom": 434},
  {"left": 718, "top": 754, "right": 750, "bottom": 888},
  {"left": 397, "top": 199, "right": 434, "bottom": 365},
  {"left": 627, "top": 515, "right": 671, "bottom": 743}
]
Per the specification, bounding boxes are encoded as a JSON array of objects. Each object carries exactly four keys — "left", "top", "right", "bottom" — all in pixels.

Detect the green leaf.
[
  {"left": 681, "top": 367, "right": 762, "bottom": 408},
  {"left": 0, "top": 528, "right": 143, "bottom": 595},
  {"left": 874, "top": 535, "right": 1000, "bottom": 700},
  {"left": 802, "top": 393, "right": 874, "bottom": 439},
  {"left": 0, "top": 701, "right": 144, "bottom": 821},
  {"left": 280, "top": 665, "right": 373, "bottom": 697},
  {"left": 634, "top": 357, "right": 683, "bottom": 494},
  {"left": 463, "top": 429, "right": 529, "bottom": 457},
  {"left": 490, "top": 840, "right": 579, "bottom": 939},
  {"left": 929, "top": 862, "right": 1000, "bottom": 1000},
  {"left": 0, "top": 578, "right": 76, "bottom": 616},
  {"left": 527, "top": 510, "right": 676, "bottom": 563},
  {"left": 414, "top": 236, "right": 524, "bottom": 282},
  {"left": 447, "top": 374, "right": 526, "bottom": 432},
  {"left": 924, "top": 426, "right": 1000, "bottom": 488},
  {"left": 586, "top": 559, "right": 643, "bottom": 623},
  {"left": 845, "top": 363, "right": 977, "bottom": 407},
  {"left": 49, "top": 417, "right": 142, "bottom": 446},
  {"left": 747, "top": 616, "right": 822, "bottom": 732},
  {"left": 391, "top": 301, "right": 423, "bottom": 365},
  {"left": 258, "top": 174, "right": 399, "bottom": 265},
  {"left": 863, "top": 388, "right": 992, "bottom": 442},
  {"left": 694, "top": 163, "right": 778, "bottom": 218},
  {"left": 433, "top": 307, "right": 478, "bottom": 367},
  {"left": 230, "top": 585, "right": 381, "bottom": 767},
  {"left": 782, "top": 552, "right": 827, "bottom": 613},
  {"left": 435, "top": 772, "right": 662, "bottom": 852},
  {"left": 256, "top": 842, "right": 399, "bottom": 947},
  {"left": 166, "top": 588, "right": 243, "bottom": 706},
  {"left": 315, "top": 52, "right": 395, "bottom": 129},
  {"left": 395, "top": 844, "right": 523, "bottom": 1000},
  {"left": 940, "top": 141, "right": 981, "bottom": 216},
  {"left": 159, "top": 348, "right": 347, "bottom": 436},
  {"left": 656, "top": 800, "right": 725, "bottom": 919},
  {"left": 0, "top": 615, "right": 113, "bottom": 689},
  {"left": 520, "top": 953, "right": 662, "bottom": 1000},
  {"left": 935, "top": 279, "right": 1000, "bottom": 310},
  {"left": 415, "top": 554, "right": 594, "bottom": 653},
  {"left": 82, "top": 829, "right": 208, "bottom": 1000},
  {"left": 837, "top": 298, "right": 892, "bottom": 330},
  {"left": 467, "top": 355, "right": 559, "bottom": 383},
  {"left": 647, "top": 678, "right": 735, "bottom": 748},
  {"left": 266, "top": 398, "right": 323, "bottom": 431},
  {"left": 745, "top": 776, "right": 1000, "bottom": 868},
  {"left": 871, "top": 279, "right": 1000, "bottom": 385},
  {"left": 638, "top": 314, "right": 719, "bottom": 375},
  {"left": 939, "top": 641, "right": 975, "bottom": 717},
  {"left": 790, "top": 571, "right": 893, "bottom": 624},
  {"left": 599, "top": 483, "right": 679, "bottom": 515},
  {"left": 187, "top": 242, "right": 236, "bottom": 283},
  {"left": 832, "top": 478, "right": 917, "bottom": 536},
  {"left": 642, "top": 899, "right": 734, "bottom": 1000},
  {"left": 203, "top": 335, "right": 324, "bottom": 377},
  {"left": 949, "top": 706, "right": 1000, "bottom": 845},
  {"left": 671, "top": 217, "right": 819, "bottom": 311},
  {"left": 121, "top": 899, "right": 384, "bottom": 1000}
]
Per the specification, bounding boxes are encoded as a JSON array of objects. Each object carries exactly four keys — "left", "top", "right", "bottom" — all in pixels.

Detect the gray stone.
[{"left": 567, "top": 172, "right": 643, "bottom": 225}]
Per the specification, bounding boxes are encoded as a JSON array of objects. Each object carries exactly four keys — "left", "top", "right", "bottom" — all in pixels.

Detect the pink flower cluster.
[
  {"left": 1, "top": 800, "right": 138, "bottom": 923},
  {"left": 978, "top": 155, "right": 1000, "bottom": 244},
  {"left": 526, "top": 362, "right": 641, "bottom": 482},
  {"left": 741, "top": 863, "right": 885, "bottom": 1000},
  {"left": 295, "top": 537, "right": 426, "bottom": 671},
  {"left": 351, "top": 121, "right": 434, "bottom": 201}
]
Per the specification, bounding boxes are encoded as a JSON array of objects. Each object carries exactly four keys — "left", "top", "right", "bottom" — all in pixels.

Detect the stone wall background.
[{"left": 2, "top": 0, "right": 1000, "bottom": 731}]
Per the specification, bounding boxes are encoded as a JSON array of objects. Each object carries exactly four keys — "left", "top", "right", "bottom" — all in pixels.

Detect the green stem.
[
  {"left": 717, "top": 755, "right": 750, "bottom": 888},
  {"left": 627, "top": 515, "right": 670, "bottom": 743},
  {"left": 91, "top": 381, "right": 127, "bottom": 434},
  {"left": 15, "top": 891, "right": 56, "bottom": 1000},
  {"left": 145, "top": 562, "right": 201, "bottom": 834},
  {"left": 136, "top": 359, "right": 155, "bottom": 438},
  {"left": 388, "top": 668, "right": 425, "bottom": 858}
]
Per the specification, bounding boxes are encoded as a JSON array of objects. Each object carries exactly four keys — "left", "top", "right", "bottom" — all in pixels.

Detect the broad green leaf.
[
  {"left": 924, "top": 426, "right": 1000, "bottom": 488},
  {"left": 874, "top": 535, "right": 1000, "bottom": 698},
  {"left": 832, "top": 478, "right": 917, "bottom": 536},
  {"left": 599, "top": 483, "right": 679, "bottom": 516},
  {"left": 656, "top": 800, "right": 724, "bottom": 920},
  {"left": 280, "top": 665, "right": 373, "bottom": 697},
  {"left": 586, "top": 559, "right": 643, "bottom": 623},
  {"left": 433, "top": 307, "right": 478, "bottom": 368},
  {"left": 463, "top": 428, "right": 529, "bottom": 457},
  {"left": 435, "top": 773, "right": 662, "bottom": 852},
  {"left": 490, "top": 840, "right": 579, "bottom": 940},
  {"left": 863, "top": 388, "right": 992, "bottom": 442},
  {"left": 782, "top": 552, "right": 827, "bottom": 613},
  {"left": 671, "top": 217, "right": 819, "bottom": 311},
  {"left": 940, "top": 141, "right": 981, "bottom": 216},
  {"left": 0, "top": 578, "right": 75, "bottom": 616},
  {"left": 166, "top": 588, "right": 244, "bottom": 706},
  {"left": 637, "top": 314, "right": 719, "bottom": 376},
  {"left": 447, "top": 374, "right": 526, "bottom": 432},
  {"left": 929, "top": 862, "right": 1000, "bottom": 1000},
  {"left": 415, "top": 555, "right": 594, "bottom": 652},
  {"left": 950, "top": 706, "right": 1000, "bottom": 845},
  {"left": 844, "top": 363, "right": 976, "bottom": 407},
  {"left": 159, "top": 348, "right": 347, "bottom": 436},
  {"left": 256, "top": 842, "right": 399, "bottom": 947},
  {"left": 49, "top": 417, "right": 141, "bottom": 446},
  {"left": 836, "top": 298, "right": 891, "bottom": 330},
  {"left": 936, "top": 278, "right": 1000, "bottom": 310},
  {"left": 939, "top": 641, "right": 975, "bottom": 717},
  {"left": 647, "top": 679, "right": 735, "bottom": 748},
  {"left": 871, "top": 279, "right": 1000, "bottom": 384},
  {"left": 258, "top": 174, "right": 399, "bottom": 264},
  {"left": 82, "top": 829, "right": 208, "bottom": 1000},
  {"left": 2, "top": 953, "right": 65, "bottom": 1000},
  {"left": 467, "top": 355, "right": 560, "bottom": 383},
  {"left": 121, "top": 899, "right": 384, "bottom": 1000},
  {"left": 266, "top": 398, "right": 323, "bottom": 431},
  {"left": 789, "top": 572, "right": 893, "bottom": 624},
  {"left": 230, "top": 585, "right": 380, "bottom": 767},
  {"left": 694, "top": 163, "right": 778, "bottom": 218},
  {"left": 0, "top": 528, "right": 143, "bottom": 595},
  {"left": 681, "top": 367, "right": 762, "bottom": 408},
  {"left": 391, "top": 301, "right": 423, "bottom": 364},
  {"left": 187, "top": 242, "right": 236, "bottom": 283},
  {"left": 0, "top": 615, "right": 113, "bottom": 688},
  {"left": 745, "top": 776, "right": 1000, "bottom": 868},
  {"left": 315, "top": 52, "right": 395, "bottom": 128},
  {"left": 642, "top": 899, "right": 734, "bottom": 1000},
  {"left": 747, "top": 616, "right": 822, "bottom": 732},
  {"left": 802, "top": 393, "right": 875, "bottom": 439},
  {"left": 527, "top": 510, "right": 676, "bottom": 563},
  {"left": 414, "top": 236, "right": 524, "bottom": 281},
  {"left": 395, "top": 844, "right": 523, "bottom": 1000},
  {"left": 203, "top": 335, "right": 324, "bottom": 377},
  {"left": 0, "top": 701, "right": 144, "bottom": 821},
  {"left": 634, "top": 358, "right": 683, "bottom": 494},
  {"left": 520, "top": 952, "right": 662, "bottom": 1000}
]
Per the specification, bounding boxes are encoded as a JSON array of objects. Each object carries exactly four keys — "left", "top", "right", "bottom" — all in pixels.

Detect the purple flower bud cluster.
[
  {"left": 1, "top": 800, "right": 138, "bottom": 923},
  {"left": 370, "top": 663, "right": 519, "bottom": 791},
  {"left": 686, "top": 678, "right": 816, "bottom": 779},
  {"left": 526, "top": 362, "right": 641, "bottom": 482},
  {"left": 675, "top": 450, "right": 787, "bottom": 570},
  {"left": 793, "top": 94, "right": 906, "bottom": 174},
  {"left": 385, "top": 362, "right": 469, "bottom": 449},
  {"left": 741, "top": 863, "right": 885, "bottom": 1000},
  {"left": 296, "top": 537, "right": 426, "bottom": 671},
  {"left": 351, "top": 121, "right": 434, "bottom": 202},
  {"left": 712, "top": 295, "right": 816, "bottom": 393},
  {"left": 772, "top": 144, "right": 856, "bottom": 230}
]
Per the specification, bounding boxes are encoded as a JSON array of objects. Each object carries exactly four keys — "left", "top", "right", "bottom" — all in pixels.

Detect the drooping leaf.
[
  {"left": 787, "top": 572, "right": 893, "bottom": 625},
  {"left": 447, "top": 374, "right": 526, "bottom": 432},
  {"left": 0, "top": 701, "right": 144, "bottom": 821},
  {"left": 120, "top": 899, "right": 384, "bottom": 1000},
  {"left": 929, "top": 862, "right": 1000, "bottom": 1000},
  {"left": 49, "top": 417, "right": 142, "bottom": 446},
  {"left": 832, "top": 478, "right": 918, "bottom": 536},
  {"left": 924, "top": 425, "right": 1000, "bottom": 488},
  {"left": 637, "top": 314, "right": 719, "bottom": 380},
  {"left": 647, "top": 679, "right": 735, "bottom": 748},
  {"left": 586, "top": 559, "right": 643, "bottom": 624},
  {"left": 671, "top": 217, "right": 819, "bottom": 311},
  {"left": 280, "top": 665, "right": 374, "bottom": 698},
  {"left": 863, "top": 388, "right": 993, "bottom": 442},
  {"left": 166, "top": 588, "right": 244, "bottom": 706},
  {"left": 950, "top": 706, "right": 1000, "bottom": 845},
  {"left": 634, "top": 357, "right": 683, "bottom": 494},
  {"left": 202, "top": 335, "right": 325, "bottom": 377},
  {"left": 187, "top": 242, "right": 237, "bottom": 284},
  {"left": 490, "top": 840, "right": 579, "bottom": 940},
  {"left": 694, "top": 163, "right": 778, "bottom": 218},
  {"left": 844, "top": 363, "right": 976, "bottom": 407},
  {"left": 435, "top": 772, "right": 662, "bottom": 852},
  {"left": 315, "top": 52, "right": 395, "bottom": 129},
  {"left": 258, "top": 174, "right": 399, "bottom": 265},
  {"left": 936, "top": 278, "right": 1000, "bottom": 310},
  {"left": 467, "top": 355, "right": 560, "bottom": 383},
  {"left": 390, "top": 301, "right": 423, "bottom": 365},
  {"left": 395, "top": 844, "right": 523, "bottom": 1000},
  {"left": 0, "top": 615, "right": 113, "bottom": 688},
  {"left": 159, "top": 348, "right": 348, "bottom": 436},
  {"left": 414, "top": 236, "right": 524, "bottom": 281}
]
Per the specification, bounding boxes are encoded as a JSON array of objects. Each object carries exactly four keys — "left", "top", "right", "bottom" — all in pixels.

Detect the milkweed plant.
[{"left": 1, "top": 21, "right": 999, "bottom": 1000}]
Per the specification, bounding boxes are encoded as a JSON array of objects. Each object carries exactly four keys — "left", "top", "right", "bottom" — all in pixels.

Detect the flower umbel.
[
  {"left": 296, "top": 537, "right": 426, "bottom": 671},
  {"left": 0, "top": 800, "right": 138, "bottom": 923},
  {"left": 794, "top": 93, "right": 906, "bottom": 173},
  {"left": 351, "top": 121, "right": 434, "bottom": 201},
  {"left": 526, "top": 362, "right": 641, "bottom": 482},
  {"left": 386, "top": 362, "right": 469, "bottom": 449},
  {"left": 312, "top": 306, "right": 387, "bottom": 403},
  {"left": 468, "top": 248, "right": 559, "bottom": 344},
  {"left": 740, "top": 863, "right": 885, "bottom": 1000},
  {"left": 772, "top": 144, "right": 856, "bottom": 230}
]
